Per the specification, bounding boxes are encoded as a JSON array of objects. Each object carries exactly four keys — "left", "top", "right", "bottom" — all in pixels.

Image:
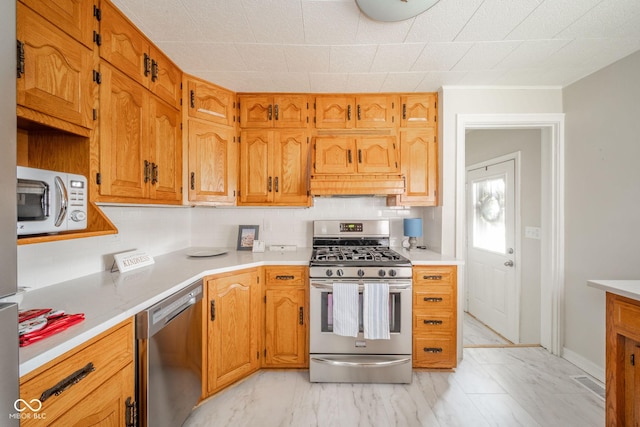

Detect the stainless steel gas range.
[{"left": 309, "top": 220, "right": 413, "bottom": 384}]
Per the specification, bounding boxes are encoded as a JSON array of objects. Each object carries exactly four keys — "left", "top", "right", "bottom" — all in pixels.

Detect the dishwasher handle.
[{"left": 163, "top": 294, "right": 198, "bottom": 327}]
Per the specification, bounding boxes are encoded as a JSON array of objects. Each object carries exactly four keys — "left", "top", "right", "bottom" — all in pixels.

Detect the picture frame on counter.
[{"left": 237, "top": 225, "right": 259, "bottom": 250}]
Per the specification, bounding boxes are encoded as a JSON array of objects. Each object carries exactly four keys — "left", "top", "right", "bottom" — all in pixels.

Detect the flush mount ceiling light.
[{"left": 356, "top": 0, "right": 441, "bottom": 22}]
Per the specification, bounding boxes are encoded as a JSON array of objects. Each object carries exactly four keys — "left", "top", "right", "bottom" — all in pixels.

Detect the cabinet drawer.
[
  {"left": 612, "top": 297, "right": 640, "bottom": 339},
  {"left": 413, "top": 336, "right": 455, "bottom": 368},
  {"left": 265, "top": 267, "right": 307, "bottom": 286},
  {"left": 19, "top": 319, "right": 133, "bottom": 426},
  {"left": 414, "top": 289, "right": 454, "bottom": 310},
  {"left": 414, "top": 312, "right": 454, "bottom": 334},
  {"left": 413, "top": 267, "right": 455, "bottom": 286}
]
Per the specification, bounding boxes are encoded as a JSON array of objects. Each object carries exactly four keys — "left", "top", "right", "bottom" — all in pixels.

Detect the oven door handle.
[
  {"left": 310, "top": 356, "right": 411, "bottom": 368},
  {"left": 310, "top": 283, "right": 411, "bottom": 291}
]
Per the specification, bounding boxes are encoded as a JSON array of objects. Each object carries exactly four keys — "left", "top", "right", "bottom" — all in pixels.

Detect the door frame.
[
  {"left": 455, "top": 113, "right": 564, "bottom": 355},
  {"left": 465, "top": 152, "right": 522, "bottom": 344}
]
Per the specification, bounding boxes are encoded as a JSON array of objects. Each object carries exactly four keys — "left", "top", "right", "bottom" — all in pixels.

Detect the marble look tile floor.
[
  {"left": 183, "top": 346, "right": 604, "bottom": 427},
  {"left": 463, "top": 312, "right": 511, "bottom": 347}
]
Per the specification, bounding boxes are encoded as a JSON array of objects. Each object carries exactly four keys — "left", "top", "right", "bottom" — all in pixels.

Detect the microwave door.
[
  {"left": 53, "top": 176, "right": 68, "bottom": 227},
  {"left": 16, "top": 179, "right": 49, "bottom": 221}
]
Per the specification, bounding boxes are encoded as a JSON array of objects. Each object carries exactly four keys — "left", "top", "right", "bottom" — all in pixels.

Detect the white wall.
[
  {"left": 562, "top": 51, "right": 640, "bottom": 373},
  {"left": 466, "top": 129, "right": 542, "bottom": 344},
  {"left": 437, "top": 87, "right": 563, "bottom": 256},
  {"left": 17, "top": 199, "right": 424, "bottom": 290}
]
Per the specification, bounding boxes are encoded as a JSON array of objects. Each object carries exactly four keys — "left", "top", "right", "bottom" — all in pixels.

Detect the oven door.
[{"left": 309, "top": 279, "right": 412, "bottom": 355}]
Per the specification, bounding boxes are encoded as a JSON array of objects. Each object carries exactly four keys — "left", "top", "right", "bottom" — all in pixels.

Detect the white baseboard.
[{"left": 562, "top": 347, "right": 605, "bottom": 383}]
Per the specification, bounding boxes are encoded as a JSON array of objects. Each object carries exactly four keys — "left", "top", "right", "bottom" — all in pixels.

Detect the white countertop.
[
  {"left": 16, "top": 246, "right": 459, "bottom": 377},
  {"left": 587, "top": 279, "right": 640, "bottom": 301}
]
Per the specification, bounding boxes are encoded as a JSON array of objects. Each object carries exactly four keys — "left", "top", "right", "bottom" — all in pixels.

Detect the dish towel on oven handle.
[
  {"left": 332, "top": 282, "right": 359, "bottom": 337},
  {"left": 363, "top": 283, "right": 390, "bottom": 340}
]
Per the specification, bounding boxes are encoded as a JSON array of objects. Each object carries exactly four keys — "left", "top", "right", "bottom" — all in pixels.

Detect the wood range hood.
[{"left": 309, "top": 174, "right": 405, "bottom": 196}]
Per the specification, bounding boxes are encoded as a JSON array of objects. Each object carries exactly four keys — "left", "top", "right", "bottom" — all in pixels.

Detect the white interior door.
[{"left": 466, "top": 159, "right": 518, "bottom": 343}]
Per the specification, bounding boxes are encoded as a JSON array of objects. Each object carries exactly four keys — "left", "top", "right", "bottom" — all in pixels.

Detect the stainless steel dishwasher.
[{"left": 136, "top": 280, "right": 203, "bottom": 427}]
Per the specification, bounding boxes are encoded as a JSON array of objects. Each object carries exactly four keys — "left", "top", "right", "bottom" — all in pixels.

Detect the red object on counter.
[{"left": 19, "top": 313, "right": 85, "bottom": 347}]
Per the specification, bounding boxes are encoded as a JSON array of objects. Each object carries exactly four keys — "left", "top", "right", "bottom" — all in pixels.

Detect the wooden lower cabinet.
[
  {"left": 205, "top": 269, "right": 261, "bottom": 395},
  {"left": 19, "top": 319, "right": 135, "bottom": 427},
  {"left": 263, "top": 266, "right": 308, "bottom": 368},
  {"left": 412, "top": 265, "right": 457, "bottom": 368},
  {"left": 606, "top": 293, "right": 640, "bottom": 426}
]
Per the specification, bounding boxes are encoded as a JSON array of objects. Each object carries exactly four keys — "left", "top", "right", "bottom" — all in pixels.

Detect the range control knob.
[
  {"left": 357, "top": 269, "right": 365, "bottom": 277},
  {"left": 378, "top": 269, "right": 386, "bottom": 277},
  {"left": 325, "top": 269, "right": 333, "bottom": 277},
  {"left": 336, "top": 269, "right": 344, "bottom": 277},
  {"left": 388, "top": 269, "right": 397, "bottom": 277}
]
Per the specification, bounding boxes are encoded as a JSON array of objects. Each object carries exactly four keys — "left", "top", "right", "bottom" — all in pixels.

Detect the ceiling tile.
[
  {"left": 345, "top": 72, "right": 387, "bottom": 92},
  {"left": 556, "top": 0, "right": 640, "bottom": 39},
  {"left": 310, "top": 73, "right": 349, "bottom": 93},
  {"left": 355, "top": 15, "right": 414, "bottom": 44},
  {"left": 495, "top": 40, "right": 572, "bottom": 70},
  {"left": 455, "top": 0, "right": 542, "bottom": 42},
  {"left": 380, "top": 72, "right": 427, "bottom": 92},
  {"left": 330, "top": 45, "right": 377, "bottom": 72},
  {"left": 405, "top": 0, "right": 484, "bottom": 43},
  {"left": 269, "top": 72, "right": 312, "bottom": 92},
  {"left": 237, "top": 44, "right": 287, "bottom": 72},
  {"left": 241, "top": 0, "right": 305, "bottom": 44},
  {"left": 370, "top": 44, "right": 426, "bottom": 72},
  {"left": 506, "top": 0, "right": 602, "bottom": 41},
  {"left": 412, "top": 42, "right": 474, "bottom": 71},
  {"left": 455, "top": 69, "right": 509, "bottom": 86},
  {"left": 283, "top": 45, "right": 331, "bottom": 72},
  {"left": 158, "top": 42, "right": 246, "bottom": 72},
  {"left": 126, "top": 0, "right": 196, "bottom": 42},
  {"left": 302, "top": 1, "right": 361, "bottom": 44},
  {"left": 180, "top": 0, "right": 255, "bottom": 43},
  {"left": 452, "top": 41, "right": 522, "bottom": 71},
  {"left": 415, "top": 71, "right": 467, "bottom": 91}
]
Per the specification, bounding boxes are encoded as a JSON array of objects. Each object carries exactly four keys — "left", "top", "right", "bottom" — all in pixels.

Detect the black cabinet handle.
[
  {"left": 144, "top": 53, "right": 151, "bottom": 77},
  {"left": 190, "top": 90, "right": 195, "bottom": 108},
  {"left": 348, "top": 150, "right": 352, "bottom": 163},
  {"left": 423, "top": 319, "right": 443, "bottom": 325},
  {"left": 274, "top": 176, "right": 279, "bottom": 193},
  {"left": 17, "top": 40, "right": 25, "bottom": 78},
  {"left": 347, "top": 105, "right": 351, "bottom": 121},
  {"left": 423, "top": 297, "right": 443, "bottom": 302},
  {"left": 144, "top": 160, "right": 150, "bottom": 183},
  {"left": 357, "top": 104, "right": 361, "bottom": 120},
  {"left": 151, "top": 59, "right": 158, "bottom": 82},
  {"left": 190, "top": 172, "right": 195, "bottom": 190},
  {"left": 402, "top": 104, "right": 407, "bottom": 120},
  {"left": 274, "top": 104, "right": 279, "bottom": 120},
  {"left": 423, "top": 347, "right": 443, "bottom": 353},
  {"left": 358, "top": 149, "right": 362, "bottom": 163},
  {"left": 40, "top": 362, "right": 95, "bottom": 402},
  {"left": 268, "top": 176, "right": 272, "bottom": 192},
  {"left": 210, "top": 300, "right": 216, "bottom": 321},
  {"left": 268, "top": 104, "right": 273, "bottom": 121},
  {"left": 275, "top": 275, "right": 295, "bottom": 280},
  {"left": 299, "top": 307, "right": 304, "bottom": 325},
  {"left": 423, "top": 275, "right": 443, "bottom": 280},
  {"left": 151, "top": 163, "right": 158, "bottom": 185}
]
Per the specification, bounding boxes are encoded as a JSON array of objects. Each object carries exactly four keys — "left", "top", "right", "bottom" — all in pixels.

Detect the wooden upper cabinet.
[
  {"left": 149, "top": 45, "right": 182, "bottom": 109},
  {"left": 239, "top": 129, "right": 310, "bottom": 206},
  {"left": 188, "top": 77, "right": 235, "bottom": 126},
  {"left": 400, "top": 93, "right": 437, "bottom": 128},
  {"left": 149, "top": 95, "right": 182, "bottom": 202},
  {"left": 188, "top": 120, "right": 237, "bottom": 205},
  {"left": 100, "top": 0, "right": 181, "bottom": 108},
  {"left": 239, "top": 95, "right": 308, "bottom": 128},
  {"left": 315, "top": 95, "right": 397, "bottom": 129},
  {"left": 100, "top": 0, "right": 149, "bottom": 87},
  {"left": 313, "top": 136, "right": 398, "bottom": 174},
  {"left": 98, "top": 64, "right": 181, "bottom": 203},
  {"left": 16, "top": 3, "right": 94, "bottom": 129},
  {"left": 20, "top": 0, "right": 96, "bottom": 48}
]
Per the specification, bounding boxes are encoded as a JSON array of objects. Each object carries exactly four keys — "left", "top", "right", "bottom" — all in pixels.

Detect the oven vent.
[{"left": 570, "top": 375, "right": 605, "bottom": 400}]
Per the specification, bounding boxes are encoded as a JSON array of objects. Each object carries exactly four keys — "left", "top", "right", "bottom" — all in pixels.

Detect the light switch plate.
[
  {"left": 525, "top": 226, "right": 541, "bottom": 240},
  {"left": 269, "top": 245, "right": 297, "bottom": 252}
]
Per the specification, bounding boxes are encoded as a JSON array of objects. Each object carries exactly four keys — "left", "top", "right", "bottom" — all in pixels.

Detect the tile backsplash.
[{"left": 17, "top": 197, "right": 425, "bottom": 290}]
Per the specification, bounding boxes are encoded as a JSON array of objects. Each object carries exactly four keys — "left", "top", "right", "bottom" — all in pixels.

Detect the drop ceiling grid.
[{"left": 109, "top": 0, "right": 640, "bottom": 92}]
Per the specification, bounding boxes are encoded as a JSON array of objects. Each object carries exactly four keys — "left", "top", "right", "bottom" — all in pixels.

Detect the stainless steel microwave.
[{"left": 17, "top": 166, "right": 88, "bottom": 236}]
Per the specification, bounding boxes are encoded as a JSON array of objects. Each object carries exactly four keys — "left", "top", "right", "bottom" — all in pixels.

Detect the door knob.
[{"left": 504, "top": 260, "right": 514, "bottom": 267}]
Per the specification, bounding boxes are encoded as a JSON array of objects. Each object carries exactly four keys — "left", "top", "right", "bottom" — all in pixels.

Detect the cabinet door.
[
  {"left": 17, "top": 3, "right": 94, "bottom": 129},
  {"left": 188, "top": 79, "right": 235, "bottom": 126},
  {"left": 239, "top": 130, "right": 273, "bottom": 204},
  {"left": 313, "top": 136, "right": 356, "bottom": 174},
  {"left": 99, "top": 65, "right": 149, "bottom": 199},
  {"left": 207, "top": 271, "right": 260, "bottom": 394},
  {"left": 400, "top": 94, "right": 437, "bottom": 128},
  {"left": 149, "top": 45, "right": 182, "bottom": 110},
  {"left": 265, "top": 288, "right": 307, "bottom": 367},
  {"left": 355, "top": 136, "right": 398, "bottom": 173},
  {"left": 273, "top": 130, "right": 310, "bottom": 205},
  {"left": 20, "top": 0, "right": 95, "bottom": 48},
  {"left": 239, "top": 95, "right": 273, "bottom": 128},
  {"left": 274, "top": 95, "right": 308, "bottom": 128},
  {"left": 356, "top": 95, "right": 397, "bottom": 128},
  {"left": 397, "top": 129, "right": 438, "bottom": 205},
  {"left": 149, "top": 96, "right": 182, "bottom": 203},
  {"left": 188, "top": 120, "right": 237, "bottom": 204},
  {"left": 100, "top": 0, "right": 150, "bottom": 88},
  {"left": 315, "top": 96, "right": 354, "bottom": 129},
  {"left": 624, "top": 337, "right": 640, "bottom": 425},
  {"left": 49, "top": 365, "right": 134, "bottom": 427}
]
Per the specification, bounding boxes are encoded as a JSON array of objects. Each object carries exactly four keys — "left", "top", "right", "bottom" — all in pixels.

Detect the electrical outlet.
[{"left": 525, "top": 226, "right": 541, "bottom": 240}]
